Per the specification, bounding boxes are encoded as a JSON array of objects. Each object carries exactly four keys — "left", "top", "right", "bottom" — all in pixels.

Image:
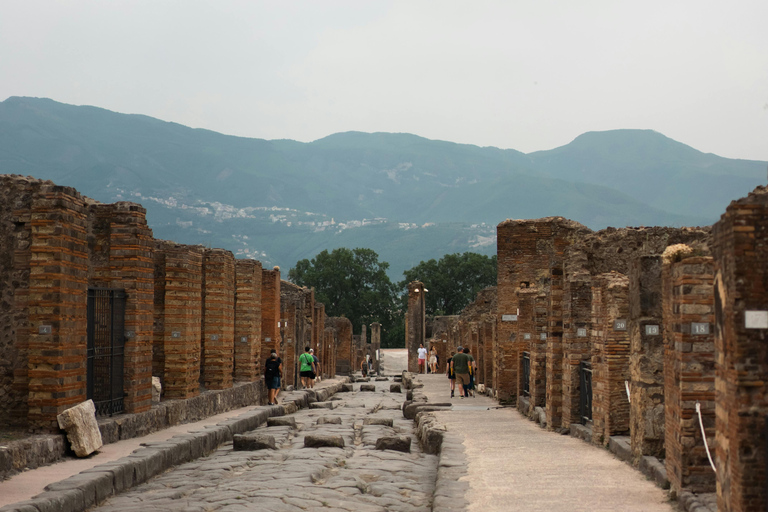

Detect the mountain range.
[{"left": 1, "top": 96, "right": 765, "bottom": 279}]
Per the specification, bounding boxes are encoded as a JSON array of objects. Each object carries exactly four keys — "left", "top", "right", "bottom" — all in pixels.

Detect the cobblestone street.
[{"left": 92, "top": 380, "right": 435, "bottom": 512}]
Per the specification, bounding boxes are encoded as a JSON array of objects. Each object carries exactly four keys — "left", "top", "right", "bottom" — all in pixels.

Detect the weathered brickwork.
[
  {"left": 712, "top": 187, "right": 768, "bottom": 512},
  {"left": 260, "top": 267, "right": 281, "bottom": 366},
  {"left": 280, "top": 280, "right": 314, "bottom": 388},
  {"left": 201, "top": 249, "right": 235, "bottom": 390},
  {"left": 234, "top": 259, "right": 262, "bottom": 382},
  {"left": 405, "top": 281, "right": 426, "bottom": 373},
  {"left": 328, "top": 317, "right": 353, "bottom": 375},
  {"left": 629, "top": 255, "right": 665, "bottom": 463},
  {"left": 561, "top": 270, "right": 593, "bottom": 427},
  {"left": 663, "top": 254, "right": 716, "bottom": 494}
]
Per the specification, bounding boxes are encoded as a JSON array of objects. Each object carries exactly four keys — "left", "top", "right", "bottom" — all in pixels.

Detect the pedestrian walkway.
[
  {"left": 0, "top": 379, "right": 343, "bottom": 508},
  {"left": 418, "top": 373, "right": 675, "bottom": 512}
]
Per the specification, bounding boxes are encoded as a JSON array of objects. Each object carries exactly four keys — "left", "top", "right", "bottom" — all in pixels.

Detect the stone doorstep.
[{"left": 0, "top": 382, "right": 345, "bottom": 512}]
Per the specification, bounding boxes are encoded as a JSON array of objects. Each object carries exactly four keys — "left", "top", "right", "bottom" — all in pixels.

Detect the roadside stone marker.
[{"left": 56, "top": 399, "right": 103, "bottom": 457}]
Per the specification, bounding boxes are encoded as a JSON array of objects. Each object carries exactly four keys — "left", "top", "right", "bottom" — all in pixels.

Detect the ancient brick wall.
[
  {"left": 712, "top": 186, "right": 768, "bottom": 512},
  {"left": 562, "top": 269, "right": 593, "bottom": 427},
  {"left": 324, "top": 327, "right": 337, "bottom": 378},
  {"left": 663, "top": 254, "right": 716, "bottom": 494},
  {"left": 234, "top": 259, "right": 262, "bottom": 382},
  {"left": 629, "top": 255, "right": 665, "bottom": 462},
  {"left": 590, "top": 272, "right": 630, "bottom": 444},
  {"left": 280, "top": 281, "right": 314, "bottom": 388},
  {"left": 260, "top": 267, "right": 281, "bottom": 367},
  {"left": 201, "top": 249, "right": 235, "bottom": 391},
  {"left": 88, "top": 202, "right": 155, "bottom": 414},
  {"left": 153, "top": 242, "right": 203, "bottom": 400},
  {"left": 328, "top": 316, "right": 353, "bottom": 375},
  {"left": 405, "top": 281, "right": 426, "bottom": 373}
]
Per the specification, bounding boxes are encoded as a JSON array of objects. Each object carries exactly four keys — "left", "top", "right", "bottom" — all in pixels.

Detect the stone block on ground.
[
  {"left": 393, "top": 376, "right": 402, "bottom": 382},
  {"left": 403, "top": 402, "right": 452, "bottom": 420},
  {"left": 608, "top": 436, "right": 632, "bottom": 463},
  {"left": 267, "top": 417, "right": 297, "bottom": 428},
  {"left": 57, "top": 399, "right": 103, "bottom": 457},
  {"left": 233, "top": 434, "right": 277, "bottom": 451},
  {"left": 280, "top": 402, "right": 298, "bottom": 415},
  {"left": 359, "top": 384, "right": 376, "bottom": 392},
  {"left": 317, "top": 417, "right": 342, "bottom": 425},
  {"left": 363, "top": 417, "right": 394, "bottom": 427},
  {"left": 375, "top": 377, "right": 388, "bottom": 381},
  {"left": 390, "top": 384, "right": 402, "bottom": 393},
  {"left": 309, "top": 401, "right": 334, "bottom": 410},
  {"left": 340, "top": 383, "right": 354, "bottom": 392},
  {"left": 375, "top": 436, "right": 411, "bottom": 453},
  {"left": 358, "top": 377, "right": 370, "bottom": 382},
  {"left": 304, "top": 435, "right": 345, "bottom": 448}
]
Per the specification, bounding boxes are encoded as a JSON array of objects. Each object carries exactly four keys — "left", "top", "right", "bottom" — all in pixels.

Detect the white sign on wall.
[
  {"left": 502, "top": 314, "right": 518, "bottom": 322},
  {"left": 745, "top": 310, "right": 768, "bottom": 329}
]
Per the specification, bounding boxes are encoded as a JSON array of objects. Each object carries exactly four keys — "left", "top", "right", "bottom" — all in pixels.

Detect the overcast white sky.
[{"left": 1, "top": 1, "right": 767, "bottom": 160}]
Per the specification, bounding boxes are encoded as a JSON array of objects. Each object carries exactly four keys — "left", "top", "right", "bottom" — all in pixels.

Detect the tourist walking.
[
  {"left": 417, "top": 343, "right": 427, "bottom": 373},
  {"left": 264, "top": 349, "right": 282, "bottom": 405},
  {"left": 361, "top": 357, "right": 368, "bottom": 377},
  {"left": 446, "top": 350, "right": 456, "bottom": 398},
  {"left": 299, "top": 346, "right": 314, "bottom": 389},
  {"left": 309, "top": 348, "right": 319, "bottom": 388},
  {"left": 450, "top": 346, "right": 475, "bottom": 398},
  {"left": 429, "top": 346, "right": 438, "bottom": 373}
]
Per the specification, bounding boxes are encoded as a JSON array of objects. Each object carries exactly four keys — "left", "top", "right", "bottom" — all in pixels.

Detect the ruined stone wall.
[
  {"left": 712, "top": 187, "right": 768, "bottom": 512},
  {"left": 561, "top": 269, "right": 593, "bottom": 426},
  {"left": 260, "top": 268, "right": 281, "bottom": 367},
  {"left": 663, "top": 254, "right": 716, "bottom": 494},
  {"left": 405, "top": 281, "right": 426, "bottom": 373},
  {"left": 234, "top": 259, "right": 262, "bottom": 382},
  {"left": 201, "top": 249, "right": 235, "bottom": 391},
  {"left": 328, "top": 316, "right": 353, "bottom": 375},
  {"left": 280, "top": 280, "right": 314, "bottom": 388}
]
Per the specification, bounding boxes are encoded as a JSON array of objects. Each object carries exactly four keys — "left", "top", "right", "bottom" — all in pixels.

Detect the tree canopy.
[
  {"left": 288, "top": 248, "right": 399, "bottom": 344},
  {"left": 400, "top": 252, "right": 497, "bottom": 316}
]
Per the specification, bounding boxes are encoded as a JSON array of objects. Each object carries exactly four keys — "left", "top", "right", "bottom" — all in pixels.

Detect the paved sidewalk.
[
  {"left": 418, "top": 373, "right": 676, "bottom": 512},
  {"left": 0, "top": 379, "right": 342, "bottom": 508}
]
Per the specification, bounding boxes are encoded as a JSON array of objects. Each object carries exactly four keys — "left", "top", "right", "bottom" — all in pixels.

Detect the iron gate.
[
  {"left": 579, "top": 360, "right": 593, "bottom": 424},
  {"left": 522, "top": 351, "right": 531, "bottom": 397},
  {"left": 87, "top": 288, "right": 127, "bottom": 416}
]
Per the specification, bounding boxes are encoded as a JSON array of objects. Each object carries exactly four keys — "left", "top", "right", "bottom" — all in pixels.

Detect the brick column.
[
  {"left": 154, "top": 243, "right": 203, "bottom": 400},
  {"left": 234, "top": 259, "right": 262, "bottom": 382},
  {"left": 330, "top": 317, "right": 353, "bottom": 375},
  {"left": 406, "top": 281, "right": 426, "bottom": 373},
  {"left": 260, "top": 267, "right": 281, "bottom": 365},
  {"left": 562, "top": 271, "right": 593, "bottom": 427},
  {"left": 712, "top": 186, "right": 768, "bottom": 512},
  {"left": 370, "top": 322, "right": 381, "bottom": 374},
  {"left": 663, "top": 254, "right": 716, "bottom": 495},
  {"left": 27, "top": 187, "right": 89, "bottom": 430},
  {"left": 547, "top": 264, "right": 566, "bottom": 429},
  {"left": 516, "top": 288, "right": 536, "bottom": 410},
  {"left": 591, "top": 271, "right": 630, "bottom": 445},
  {"left": 629, "top": 255, "right": 665, "bottom": 463},
  {"left": 201, "top": 249, "right": 235, "bottom": 390},
  {"left": 483, "top": 318, "right": 495, "bottom": 390},
  {"left": 528, "top": 292, "right": 548, "bottom": 409}
]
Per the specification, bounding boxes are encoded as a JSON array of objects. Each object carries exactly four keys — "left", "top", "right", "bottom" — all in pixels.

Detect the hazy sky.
[{"left": 2, "top": 1, "right": 767, "bottom": 160}]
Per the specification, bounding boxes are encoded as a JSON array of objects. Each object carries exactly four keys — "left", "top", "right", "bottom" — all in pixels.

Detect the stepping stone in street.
[
  {"left": 359, "top": 384, "right": 376, "bottom": 392},
  {"left": 375, "top": 377, "right": 388, "bottom": 381},
  {"left": 310, "top": 401, "right": 334, "bottom": 410},
  {"left": 317, "top": 416, "right": 342, "bottom": 425},
  {"left": 358, "top": 377, "right": 371, "bottom": 382},
  {"left": 393, "top": 376, "right": 402, "bottom": 382},
  {"left": 363, "top": 417, "right": 394, "bottom": 427},
  {"left": 267, "top": 416, "right": 297, "bottom": 428},
  {"left": 375, "top": 435, "right": 411, "bottom": 453},
  {"left": 233, "top": 433, "right": 277, "bottom": 451},
  {"left": 340, "top": 383, "right": 354, "bottom": 392},
  {"left": 304, "top": 435, "right": 345, "bottom": 448},
  {"left": 390, "top": 384, "right": 402, "bottom": 393}
]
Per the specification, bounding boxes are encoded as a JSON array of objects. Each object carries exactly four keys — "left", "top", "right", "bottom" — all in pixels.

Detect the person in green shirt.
[
  {"left": 299, "top": 346, "right": 315, "bottom": 389},
  {"left": 450, "top": 346, "right": 475, "bottom": 398}
]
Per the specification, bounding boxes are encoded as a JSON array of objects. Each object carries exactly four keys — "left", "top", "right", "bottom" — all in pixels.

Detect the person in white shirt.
[{"left": 417, "top": 343, "right": 428, "bottom": 374}]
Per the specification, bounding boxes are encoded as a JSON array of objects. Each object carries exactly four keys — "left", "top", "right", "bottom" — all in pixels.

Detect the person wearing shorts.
[
  {"left": 417, "top": 343, "right": 427, "bottom": 373},
  {"left": 450, "top": 346, "right": 475, "bottom": 398},
  {"left": 264, "top": 349, "right": 282, "bottom": 405},
  {"left": 299, "top": 346, "right": 314, "bottom": 389},
  {"left": 446, "top": 350, "right": 456, "bottom": 398},
  {"left": 309, "top": 348, "right": 319, "bottom": 388}
]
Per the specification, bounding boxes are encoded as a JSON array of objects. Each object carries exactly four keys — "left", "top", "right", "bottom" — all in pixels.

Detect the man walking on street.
[
  {"left": 417, "top": 343, "right": 427, "bottom": 374},
  {"left": 450, "top": 346, "right": 475, "bottom": 398}
]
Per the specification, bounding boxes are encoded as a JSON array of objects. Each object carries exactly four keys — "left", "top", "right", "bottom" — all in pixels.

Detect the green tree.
[
  {"left": 288, "top": 248, "right": 401, "bottom": 346},
  {"left": 400, "top": 252, "right": 497, "bottom": 316}
]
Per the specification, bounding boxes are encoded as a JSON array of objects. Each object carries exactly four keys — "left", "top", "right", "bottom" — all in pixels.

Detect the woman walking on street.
[
  {"left": 264, "top": 349, "right": 282, "bottom": 405},
  {"left": 429, "top": 346, "right": 438, "bottom": 373},
  {"left": 446, "top": 350, "right": 456, "bottom": 398}
]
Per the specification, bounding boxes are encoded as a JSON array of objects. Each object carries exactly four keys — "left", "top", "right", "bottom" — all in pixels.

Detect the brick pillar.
[
  {"left": 529, "top": 292, "right": 548, "bottom": 409},
  {"left": 281, "top": 304, "right": 298, "bottom": 388},
  {"left": 483, "top": 318, "right": 495, "bottom": 391},
  {"left": 562, "top": 270, "right": 593, "bottom": 426},
  {"left": 406, "top": 281, "right": 426, "bottom": 373},
  {"left": 547, "top": 264, "right": 565, "bottom": 429},
  {"left": 517, "top": 288, "right": 536, "bottom": 411},
  {"left": 154, "top": 243, "right": 203, "bottom": 400},
  {"left": 201, "top": 249, "right": 235, "bottom": 390},
  {"left": 371, "top": 322, "right": 381, "bottom": 374},
  {"left": 234, "top": 259, "right": 262, "bottom": 382},
  {"left": 325, "top": 327, "right": 337, "bottom": 378},
  {"left": 663, "top": 255, "right": 716, "bottom": 495},
  {"left": 330, "top": 317, "right": 353, "bottom": 375},
  {"left": 712, "top": 186, "right": 768, "bottom": 512},
  {"left": 260, "top": 267, "right": 281, "bottom": 365},
  {"left": 90, "top": 202, "right": 155, "bottom": 414},
  {"left": 591, "top": 271, "right": 630, "bottom": 445},
  {"left": 27, "top": 187, "right": 89, "bottom": 430},
  {"left": 314, "top": 303, "right": 326, "bottom": 376},
  {"left": 629, "top": 255, "right": 665, "bottom": 462}
]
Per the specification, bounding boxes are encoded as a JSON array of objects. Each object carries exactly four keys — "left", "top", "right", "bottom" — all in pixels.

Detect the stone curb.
[
  {"left": 410, "top": 376, "right": 469, "bottom": 512},
  {"left": 0, "top": 382, "right": 346, "bottom": 512}
]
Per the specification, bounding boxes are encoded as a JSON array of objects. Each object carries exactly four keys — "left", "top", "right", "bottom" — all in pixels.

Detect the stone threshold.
[{"left": 0, "top": 382, "right": 347, "bottom": 512}]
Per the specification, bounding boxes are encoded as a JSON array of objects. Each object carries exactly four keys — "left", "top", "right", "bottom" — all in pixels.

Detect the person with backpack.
[
  {"left": 264, "top": 349, "right": 282, "bottom": 405},
  {"left": 446, "top": 350, "right": 457, "bottom": 398},
  {"left": 450, "top": 346, "right": 475, "bottom": 398},
  {"left": 299, "top": 346, "right": 315, "bottom": 389}
]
